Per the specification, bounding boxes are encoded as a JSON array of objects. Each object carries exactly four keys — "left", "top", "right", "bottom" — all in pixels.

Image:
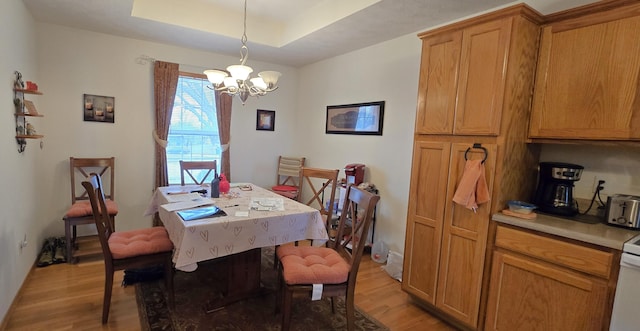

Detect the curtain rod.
[
  {"left": 135, "top": 55, "right": 207, "bottom": 78},
  {"left": 134, "top": 55, "right": 156, "bottom": 65},
  {"left": 134, "top": 54, "right": 211, "bottom": 72}
]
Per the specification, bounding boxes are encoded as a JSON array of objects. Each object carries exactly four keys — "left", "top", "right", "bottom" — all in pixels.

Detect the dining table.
[{"left": 144, "top": 183, "right": 328, "bottom": 311}]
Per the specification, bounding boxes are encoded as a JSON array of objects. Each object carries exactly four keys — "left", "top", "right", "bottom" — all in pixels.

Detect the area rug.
[{"left": 136, "top": 247, "right": 388, "bottom": 331}]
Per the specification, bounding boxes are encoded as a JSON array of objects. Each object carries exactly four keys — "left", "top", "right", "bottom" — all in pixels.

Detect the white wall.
[
  {"left": 295, "top": 34, "right": 422, "bottom": 253},
  {"left": 0, "top": 0, "right": 40, "bottom": 323}
]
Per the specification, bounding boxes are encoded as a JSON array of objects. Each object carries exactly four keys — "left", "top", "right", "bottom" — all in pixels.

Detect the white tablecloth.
[{"left": 145, "top": 184, "right": 328, "bottom": 271}]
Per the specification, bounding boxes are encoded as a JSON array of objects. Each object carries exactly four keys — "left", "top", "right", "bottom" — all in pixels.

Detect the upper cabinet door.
[
  {"left": 529, "top": 5, "right": 640, "bottom": 140},
  {"left": 415, "top": 32, "right": 461, "bottom": 135},
  {"left": 455, "top": 18, "right": 511, "bottom": 136},
  {"left": 415, "top": 18, "right": 511, "bottom": 136}
]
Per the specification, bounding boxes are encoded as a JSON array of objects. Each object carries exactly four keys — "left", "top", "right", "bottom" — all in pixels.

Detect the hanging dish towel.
[{"left": 452, "top": 159, "right": 490, "bottom": 212}]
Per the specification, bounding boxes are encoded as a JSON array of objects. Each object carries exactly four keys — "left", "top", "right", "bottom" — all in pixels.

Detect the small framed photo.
[
  {"left": 23, "top": 100, "right": 39, "bottom": 115},
  {"left": 326, "top": 101, "right": 384, "bottom": 135},
  {"left": 256, "top": 109, "right": 275, "bottom": 131},
  {"left": 84, "top": 93, "right": 115, "bottom": 123}
]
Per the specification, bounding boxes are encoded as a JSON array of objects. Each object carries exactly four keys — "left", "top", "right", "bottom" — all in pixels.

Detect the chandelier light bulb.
[
  {"left": 250, "top": 77, "right": 267, "bottom": 90},
  {"left": 227, "top": 64, "right": 253, "bottom": 81},
  {"left": 258, "top": 71, "right": 281, "bottom": 89},
  {"left": 223, "top": 76, "right": 239, "bottom": 89},
  {"left": 203, "top": 70, "right": 227, "bottom": 86}
]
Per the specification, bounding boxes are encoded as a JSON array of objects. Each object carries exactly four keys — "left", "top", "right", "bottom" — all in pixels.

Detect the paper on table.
[
  {"left": 230, "top": 183, "right": 252, "bottom": 191},
  {"left": 250, "top": 198, "right": 285, "bottom": 211},
  {"left": 164, "top": 188, "right": 189, "bottom": 195},
  {"left": 161, "top": 198, "right": 214, "bottom": 212},
  {"left": 165, "top": 192, "right": 203, "bottom": 203}
]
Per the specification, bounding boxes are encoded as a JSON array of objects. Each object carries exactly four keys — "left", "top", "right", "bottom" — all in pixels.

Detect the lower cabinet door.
[
  {"left": 485, "top": 251, "right": 608, "bottom": 331},
  {"left": 402, "top": 141, "right": 451, "bottom": 304},
  {"left": 436, "top": 143, "right": 496, "bottom": 328}
]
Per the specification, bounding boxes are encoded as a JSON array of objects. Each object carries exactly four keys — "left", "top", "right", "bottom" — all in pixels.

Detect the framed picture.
[
  {"left": 23, "top": 100, "right": 39, "bottom": 115},
  {"left": 326, "top": 101, "right": 384, "bottom": 135},
  {"left": 256, "top": 109, "right": 275, "bottom": 131},
  {"left": 83, "top": 94, "right": 115, "bottom": 123}
]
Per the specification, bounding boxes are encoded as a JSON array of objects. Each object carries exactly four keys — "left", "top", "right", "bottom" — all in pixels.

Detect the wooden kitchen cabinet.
[
  {"left": 529, "top": 1, "right": 640, "bottom": 140},
  {"left": 403, "top": 4, "right": 543, "bottom": 330},
  {"left": 485, "top": 225, "right": 617, "bottom": 330},
  {"left": 415, "top": 17, "right": 510, "bottom": 136}
]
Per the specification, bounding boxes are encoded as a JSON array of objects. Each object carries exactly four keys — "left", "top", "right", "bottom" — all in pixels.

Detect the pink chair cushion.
[
  {"left": 64, "top": 200, "right": 119, "bottom": 218},
  {"left": 108, "top": 227, "right": 173, "bottom": 259},
  {"left": 277, "top": 245, "right": 349, "bottom": 285},
  {"left": 272, "top": 185, "right": 299, "bottom": 199},
  {"left": 272, "top": 185, "right": 298, "bottom": 192}
]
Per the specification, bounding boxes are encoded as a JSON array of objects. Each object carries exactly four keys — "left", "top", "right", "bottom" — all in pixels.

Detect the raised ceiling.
[{"left": 23, "top": 0, "right": 598, "bottom": 67}]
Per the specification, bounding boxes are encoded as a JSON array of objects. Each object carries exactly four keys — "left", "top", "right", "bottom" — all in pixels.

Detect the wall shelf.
[
  {"left": 15, "top": 113, "right": 44, "bottom": 117},
  {"left": 13, "top": 71, "right": 44, "bottom": 153},
  {"left": 14, "top": 88, "right": 43, "bottom": 95}
]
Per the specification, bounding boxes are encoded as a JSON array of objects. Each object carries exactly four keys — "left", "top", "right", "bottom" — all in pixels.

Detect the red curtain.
[
  {"left": 153, "top": 61, "right": 179, "bottom": 188},
  {"left": 152, "top": 61, "right": 179, "bottom": 226},
  {"left": 215, "top": 91, "right": 233, "bottom": 180}
]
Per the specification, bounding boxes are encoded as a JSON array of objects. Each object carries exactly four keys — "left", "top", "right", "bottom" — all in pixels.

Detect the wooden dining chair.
[
  {"left": 179, "top": 160, "right": 217, "bottom": 185},
  {"left": 271, "top": 156, "right": 306, "bottom": 200},
  {"left": 298, "top": 167, "right": 340, "bottom": 232},
  {"left": 82, "top": 173, "right": 174, "bottom": 324},
  {"left": 63, "top": 157, "right": 118, "bottom": 263},
  {"left": 273, "top": 167, "right": 339, "bottom": 269},
  {"left": 276, "top": 184, "right": 380, "bottom": 331}
]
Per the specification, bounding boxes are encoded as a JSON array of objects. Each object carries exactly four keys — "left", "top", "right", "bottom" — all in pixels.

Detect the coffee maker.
[
  {"left": 533, "top": 162, "right": 584, "bottom": 216},
  {"left": 345, "top": 164, "right": 365, "bottom": 185}
]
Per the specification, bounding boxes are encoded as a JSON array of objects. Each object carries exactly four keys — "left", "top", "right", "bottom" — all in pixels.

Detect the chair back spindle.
[
  {"left": 70, "top": 157, "right": 115, "bottom": 203},
  {"left": 272, "top": 156, "right": 305, "bottom": 201},
  {"left": 82, "top": 174, "right": 115, "bottom": 260},
  {"left": 299, "top": 167, "right": 339, "bottom": 232},
  {"left": 179, "top": 160, "right": 218, "bottom": 185}
]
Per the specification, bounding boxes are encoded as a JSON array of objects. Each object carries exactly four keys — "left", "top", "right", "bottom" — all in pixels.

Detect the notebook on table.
[{"left": 177, "top": 205, "right": 227, "bottom": 222}]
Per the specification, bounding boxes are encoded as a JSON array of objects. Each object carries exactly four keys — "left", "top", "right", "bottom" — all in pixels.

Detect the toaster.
[{"left": 606, "top": 194, "right": 640, "bottom": 229}]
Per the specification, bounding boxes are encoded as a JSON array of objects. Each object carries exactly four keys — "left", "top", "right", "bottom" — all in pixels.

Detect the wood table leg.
[{"left": 205, "top": 248, "right": 265, "bottom": 313}]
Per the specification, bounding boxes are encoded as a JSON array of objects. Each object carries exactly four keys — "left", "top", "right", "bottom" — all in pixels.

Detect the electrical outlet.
[
  {"left": 591, "top": 176, "right": 606, "bottom": 194},
  {"left": 18, "top": 234, "right": 28, "bottom": 251}
]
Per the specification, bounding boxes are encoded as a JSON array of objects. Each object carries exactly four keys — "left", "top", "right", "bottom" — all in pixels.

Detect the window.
[{"left": 166, "top": 73, "right": 221, "bottom": 184}]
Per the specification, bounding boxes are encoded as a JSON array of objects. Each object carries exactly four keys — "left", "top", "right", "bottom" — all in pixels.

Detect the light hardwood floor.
[{"left": 2, "top": 250, "right": 456, "bottom": 330}]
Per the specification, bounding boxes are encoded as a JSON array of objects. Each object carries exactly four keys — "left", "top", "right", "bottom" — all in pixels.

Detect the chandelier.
[{"left": 204, "top": 0, "right": 281, "bottom": 105}]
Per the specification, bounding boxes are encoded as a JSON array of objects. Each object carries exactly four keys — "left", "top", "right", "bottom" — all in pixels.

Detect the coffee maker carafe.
[{"left": 533, "top": 162, "right": 584, "bottom": 216}]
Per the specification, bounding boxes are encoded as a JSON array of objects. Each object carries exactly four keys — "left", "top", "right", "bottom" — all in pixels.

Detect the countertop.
[{"left": 492, "top": 212, "right": 640, "bottom": 250}]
